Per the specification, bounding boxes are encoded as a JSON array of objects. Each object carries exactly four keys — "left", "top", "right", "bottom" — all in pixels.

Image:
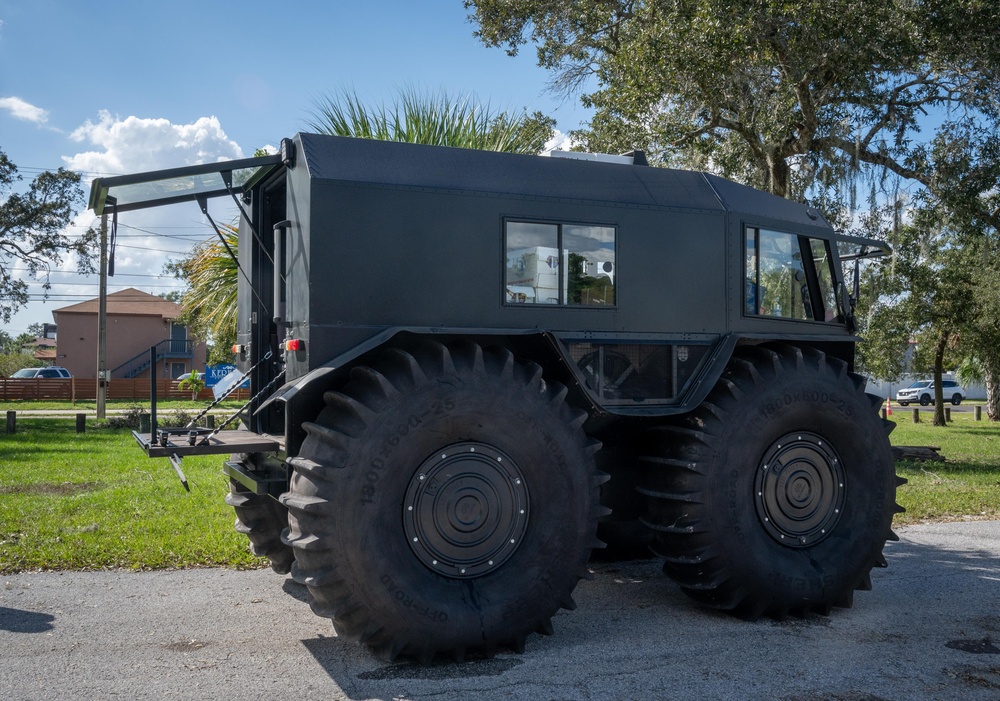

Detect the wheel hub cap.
[
  {"left": 755, "top": 432, "right": 845, "bottom": 548},
  {"left": 404, "top": 442, "right": 528, "bottom": 578}
]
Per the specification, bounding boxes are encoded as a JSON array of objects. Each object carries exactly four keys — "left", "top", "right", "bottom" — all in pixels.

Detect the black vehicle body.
[{"left": 90, "top": 134, "right": 897, "bottom": 662}]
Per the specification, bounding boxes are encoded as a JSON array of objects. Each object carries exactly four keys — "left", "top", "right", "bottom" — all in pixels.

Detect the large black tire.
[
  {"left": 919, "top": 394, "right": 931, "bottom": 406},
  {"left": 951, "top": 394, "right": 962, "bottom": 406},
  {"left": 639, "top": 344, "right": 903, "bottom": 619},
  {"left": 225, "top": 475, "right": 295, "bottom": 574},
  {"left": 281, "top": 341, "right": 604, "bottom": 661}
]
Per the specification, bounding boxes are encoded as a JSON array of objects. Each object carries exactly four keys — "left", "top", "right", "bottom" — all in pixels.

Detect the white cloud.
[
  {"left": 0, "top": 96, "right": 49, "bottom": 124},
  {"left": 63, "top": 112, "right": 244, "bottom": 281},
  {"left": 7, "top": 112, "right": 248, "bottom": 333},
  {"left": 66, "top": 111, "right": 244, "bottom": 178},
  {"left": 542, "top": 130, "right": 577, "bottom": 154}
]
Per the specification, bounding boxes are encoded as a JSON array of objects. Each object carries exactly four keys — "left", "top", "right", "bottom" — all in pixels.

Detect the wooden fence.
[{"left": 0, "top": 378, "right": 249, "bottom": 402}]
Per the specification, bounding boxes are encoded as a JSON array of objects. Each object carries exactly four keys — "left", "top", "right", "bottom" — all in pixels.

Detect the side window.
[
  {"left": 745, "top": 227, "right": 840, "bottom": 322},
  {"left": 505, "top": 220, "right": 615, "bottom": 306},
  {"left": 745, "top": 228, "right": 811, "bottom": 320},
  {"left": 566, "top": 224, "right": 616, "bottom": 306},
  {"left": 809, "top": 239, "right": 841, "bottom": 321},
  {"left": 506, "top": 222, "right": 559, "bottom": 304}
]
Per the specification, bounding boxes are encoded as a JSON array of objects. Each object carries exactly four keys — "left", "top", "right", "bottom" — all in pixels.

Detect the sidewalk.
[{"left": 1, "top": 407, "right": 233, "bottom": 417}]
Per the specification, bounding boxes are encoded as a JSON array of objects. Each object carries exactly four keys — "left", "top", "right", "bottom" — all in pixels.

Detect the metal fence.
[{"left": 0, "top": 378, "right": 249, "bottom": 402}]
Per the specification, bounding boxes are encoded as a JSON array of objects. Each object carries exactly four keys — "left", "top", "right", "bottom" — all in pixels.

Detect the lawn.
[
  {"left": 0, "top": 411, "right": 997, "bottom": 573},
  {"left": 0, "top": 418, "right": 261, "bottom": 573},
  {"left": 890, "top": 411, "right": 1000, "bottom": 525}
]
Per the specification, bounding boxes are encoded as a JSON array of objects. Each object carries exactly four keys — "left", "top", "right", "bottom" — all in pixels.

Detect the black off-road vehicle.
[{"left": 89, "top": 135, "right": 900, "bottom": 662}]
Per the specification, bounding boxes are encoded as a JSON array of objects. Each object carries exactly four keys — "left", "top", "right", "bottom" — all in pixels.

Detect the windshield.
[
  {"left": 11, "top": 369, "right": 36, "bottom": 378},
  {"left": 907, "top": 381, "right": 931, "bottom": 388}
]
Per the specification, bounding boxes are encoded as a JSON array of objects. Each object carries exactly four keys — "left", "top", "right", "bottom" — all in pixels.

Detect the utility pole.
[{"left": 97, "top": 212, "right": 108, "bottom": 419}]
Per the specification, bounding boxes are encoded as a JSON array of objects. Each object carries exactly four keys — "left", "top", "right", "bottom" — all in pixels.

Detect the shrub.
[{"left": 101, "top": 404, "right": 146, "bottom": 430}]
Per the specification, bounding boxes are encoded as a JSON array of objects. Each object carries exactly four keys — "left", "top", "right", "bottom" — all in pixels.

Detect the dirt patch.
[{"left": 0, "top": 481, "right": 100, "bottom": 496}]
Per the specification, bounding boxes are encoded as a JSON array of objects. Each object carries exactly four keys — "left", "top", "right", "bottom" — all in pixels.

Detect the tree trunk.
[
  {"left": 766, "top": 149, "right": 791, "bottom": 198},
  {"left": 985, "top": 363, "right": 1000, "bottom": 422},
  {"left": 933, "top": 333, "right": 947, "bottom": 427}
]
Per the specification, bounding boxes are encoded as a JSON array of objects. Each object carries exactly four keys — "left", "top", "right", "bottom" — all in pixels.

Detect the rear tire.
[
  {"left": 281, "top": 341, "right": 603, "bottom": 661},
  {"left": 225, "top": 475, "right": 294, "bottom": 575},
  {"left": 639, "top": 344, "right": 902, "bottom": 619},
  {"left": 951, "top": 394, "right": 962, "bottom": 405}
]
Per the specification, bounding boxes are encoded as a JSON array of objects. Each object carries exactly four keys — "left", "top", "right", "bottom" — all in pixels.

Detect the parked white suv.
[
  {"left": 10, "top": 366, "right": 72, "bottom": 379},
  {"left": 896, "top": 380, "right": 966, "bottom": 406}
]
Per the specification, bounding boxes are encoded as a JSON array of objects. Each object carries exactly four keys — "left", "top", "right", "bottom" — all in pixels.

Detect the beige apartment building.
[{"left": 52, "top": 288, "right": 206, "bottom": 379}]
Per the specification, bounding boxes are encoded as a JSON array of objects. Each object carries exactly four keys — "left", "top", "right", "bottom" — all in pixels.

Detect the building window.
[{"left": 505, "top": 220, "right": 616, "bottom": 306}]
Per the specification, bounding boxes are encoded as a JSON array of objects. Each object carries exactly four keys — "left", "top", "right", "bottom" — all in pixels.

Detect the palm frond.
[{"left": 307, "top": 86, "right": 553, "bottom": 154}]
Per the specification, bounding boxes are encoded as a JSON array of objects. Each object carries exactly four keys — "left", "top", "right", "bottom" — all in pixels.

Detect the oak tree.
[
  {"left": 0, "top": 149, "right": 96, "bottom": 323},
  {"left": 468, "top": 0, "right": 1000, "bottom": 223}
]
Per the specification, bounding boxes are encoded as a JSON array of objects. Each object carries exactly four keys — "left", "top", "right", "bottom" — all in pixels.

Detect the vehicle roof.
[{"left": 296, "top": 133, "right": 832, "bottom": 230}]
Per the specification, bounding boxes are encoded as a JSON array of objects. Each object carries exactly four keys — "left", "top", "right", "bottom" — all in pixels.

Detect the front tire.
[
  {"left": 919, "top": 394, "right": 931, "bottom": 406},
  {"left": 639, "top": 344, "right": 902, "bottom": 619},
  {"left": 281, "top": 341, "right": 603, "bottom": 661}
]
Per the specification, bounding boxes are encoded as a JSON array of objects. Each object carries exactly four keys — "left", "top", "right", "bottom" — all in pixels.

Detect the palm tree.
[
  {"left": 173, "top": 89, "right": 555, "bottom": 362},
  {"left": 167, "top": 224, "right": 238, "bottom": 365},
  {"left": 307, "top": 86, "right": 554, "bottom": 154}
]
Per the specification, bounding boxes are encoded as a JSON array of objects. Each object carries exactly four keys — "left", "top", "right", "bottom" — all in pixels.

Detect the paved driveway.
[{"left": 2, "top": 521, "right": 999, "bottom": 700}]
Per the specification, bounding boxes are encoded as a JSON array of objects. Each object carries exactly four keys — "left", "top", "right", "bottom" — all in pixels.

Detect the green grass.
[
  {"left": 0, "top": 418, "right": 262, "bottom": 573},
  {"left": 1, "top": 411, "right": 998, "bottom": 573},
  {"left": 890, "top": 412, "right": 1000, "bottom": 525}
]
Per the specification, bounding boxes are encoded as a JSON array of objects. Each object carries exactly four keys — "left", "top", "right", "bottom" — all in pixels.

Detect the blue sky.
[{"left": 0, "top": 0, "right": 592, "bottom": 335}]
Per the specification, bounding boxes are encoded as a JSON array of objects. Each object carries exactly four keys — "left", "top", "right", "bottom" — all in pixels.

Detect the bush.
[
  {"left": 162, "top": 409, "right": 196, "bottom": 428},
  {"left": 101, "top": 404, "right": 146, "bottom": 430},
  {"left": 0, "top": 353, "right": 45, "bottom": 378}
]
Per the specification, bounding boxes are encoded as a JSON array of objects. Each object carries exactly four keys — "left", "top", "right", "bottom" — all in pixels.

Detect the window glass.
[
  {"left": 566, "top": 225, "right": 615, "bottom": 306},
  {"left": 506, "top": 222, "right": 559, "bottom": 304},
  {"left": 809, "top": 239, "right": 840, "bottom": 321},
  {"left": 505, "top": 221, "right": 616, "bottom": 306},
  {"left": 745, "top": 228, "right": 811, "bottom": 320},
  {"left": 745, "top": 229, "right": 759, "bottom": 314}
]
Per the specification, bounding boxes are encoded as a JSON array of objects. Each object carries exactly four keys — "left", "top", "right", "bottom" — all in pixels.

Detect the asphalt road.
[{"left": 2, "top": 521, "right": 999, "bottom": 701}]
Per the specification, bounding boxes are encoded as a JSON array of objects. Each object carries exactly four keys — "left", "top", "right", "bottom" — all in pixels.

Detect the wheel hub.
[
  {"left": 404, "top": 442, "right": 528, "bottom": 578},
  {"left": 754, "top": 432, "right": 845, "bottom": 548}
]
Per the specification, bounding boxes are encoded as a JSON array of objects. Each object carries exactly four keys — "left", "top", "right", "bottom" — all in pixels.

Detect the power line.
[
  {"left": 8, "top": 268, "right": 171, "bottom": 278},
  {"left": 14, "top": 280, "right": 183, "bottom": 288},
  {"left": 114, "top": 243, "right": 192, "bottom": 255},
  {"left": 16, "top": 166, "right": 118, "bottom": 177}
]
